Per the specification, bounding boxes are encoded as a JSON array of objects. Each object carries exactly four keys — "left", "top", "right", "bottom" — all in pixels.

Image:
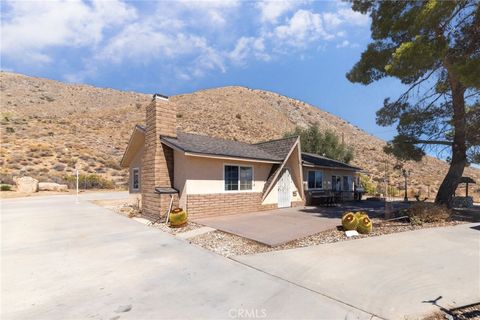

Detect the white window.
[
  {"left": 307, "top": 170, "right": 323, "bottom": 190},
  {"left": 132, "top": 168, "right": 140, "bottom": 191},
  {"left": 224, "top": 165, "right": 253, "bottom": 191}
]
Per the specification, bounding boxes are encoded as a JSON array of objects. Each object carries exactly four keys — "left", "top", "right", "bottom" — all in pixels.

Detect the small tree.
[{"left": 285, "top": 125, "right": 354, "bottom": 163}]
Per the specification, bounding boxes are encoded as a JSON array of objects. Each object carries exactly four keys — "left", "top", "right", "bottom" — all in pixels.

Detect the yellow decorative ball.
[
  {"left": 169, "top": 208, "right": 188, "bottom": 227},
  {"left": 342, "top": 212, "right": 359, "bottom": 231},
  {"left": 357, "top": 216, "right": 373, "bottom": 234}
]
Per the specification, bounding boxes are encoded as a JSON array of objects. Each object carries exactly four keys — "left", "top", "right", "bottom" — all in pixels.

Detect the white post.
[{"left": 75, "top": 169, "right": 79, "bottom": 204}]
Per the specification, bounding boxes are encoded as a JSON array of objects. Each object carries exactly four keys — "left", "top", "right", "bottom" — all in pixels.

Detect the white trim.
[
  {"left": 132, "top": 167, "right": 140, "bottom": 191},
  {"left": 306, "top": 169, "right": 323, "bottom": 190},
  {"left": 261, "top": 138, "right": 300, "bottom": 201},
  {"left": 223, "top": 163, "right": 255, "bottom": 193},
  {"left": 186, "top": 152, "right": 282, "bottom": 164}
]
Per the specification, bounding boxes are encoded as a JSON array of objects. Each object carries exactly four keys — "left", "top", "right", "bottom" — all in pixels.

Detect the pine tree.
[{"left": 347, "top": 0, "right": 480, "bottom": 206}]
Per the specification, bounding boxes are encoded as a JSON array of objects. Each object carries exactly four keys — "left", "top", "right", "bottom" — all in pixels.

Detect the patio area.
[{"left": 193, "top": 200, "right": 409, "bottom": 246}]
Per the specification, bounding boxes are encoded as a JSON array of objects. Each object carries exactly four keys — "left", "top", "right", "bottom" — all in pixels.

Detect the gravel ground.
[
  {"left": 189, "top": 219, "right": 466, "bottom": 257},
  {"left": 97, "top": 200, "right": 205, "bottom": 235},
  {"left": 101, "top": 201, "right": 470, "bottom": 258},
  {"left": 423, "top": 303, "right": 480, "bottom": 320}
]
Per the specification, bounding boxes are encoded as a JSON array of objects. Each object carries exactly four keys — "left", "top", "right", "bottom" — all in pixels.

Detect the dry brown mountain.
[{"left": 1, "top": 71, "right": 479, "bottom": 200}]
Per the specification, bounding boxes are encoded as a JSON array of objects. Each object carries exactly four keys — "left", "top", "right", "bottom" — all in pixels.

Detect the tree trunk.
[{"left": 435, "top": 62, "right": 467, "bottom": 207}]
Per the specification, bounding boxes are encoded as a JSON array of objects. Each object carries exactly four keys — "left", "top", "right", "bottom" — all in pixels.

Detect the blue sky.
[{"left": 1, "top": 0, "right": 408, "bottom": 142}]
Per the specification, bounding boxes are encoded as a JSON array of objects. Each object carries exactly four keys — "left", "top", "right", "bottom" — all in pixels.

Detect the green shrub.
[
  {"left": 387, "top": 185, "right": 400, "bottom": 197},
  {"left": 407, "top": 202, "right": 451, "bottom": 225},
  {"left": 63, "top": 173, "right": 114, "bottom": 189},
  {"left": 0, "top": 184, "right": 12, "bottom": 191},
  {"left": 360, "top": 174, "right": 376, "bottom": 195}
]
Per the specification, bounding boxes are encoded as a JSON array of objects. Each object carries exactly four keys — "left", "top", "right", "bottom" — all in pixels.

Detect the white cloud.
[
  {"left": 229, "top": 37, "right": 270, "bottom": 65},
  {"left": 256, "top": 0, "right": 300, "bottom": 24},
  {"left": 274, "top": 10, "right": 334, "bottom": 47},
  {"left": 336, "top": 40, "right": 350, "bottom": 48},
  {"left": 1, "top": 0, "right": 370, "bottom": 81},
  {"left": 1, "top": 0, "right": 137, "bottom": 63},
  {"left": 337, "top": 8, "right": 370, "bottom": 26},
  {"left": 96, "top": 19, "right": 226, "bottom": 78}
]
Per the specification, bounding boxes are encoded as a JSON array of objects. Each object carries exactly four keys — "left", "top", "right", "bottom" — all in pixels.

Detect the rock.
[
  {"left": 38, "top": 182, "right": 68, "bottom": 192},
  {"left": 15, "top": 176, "right": 38, "bottom": 193}
]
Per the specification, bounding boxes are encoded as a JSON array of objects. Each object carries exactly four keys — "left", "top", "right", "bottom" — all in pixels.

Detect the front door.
[{"left": 278, "top": 168, "right": 292, "bottom": 208}]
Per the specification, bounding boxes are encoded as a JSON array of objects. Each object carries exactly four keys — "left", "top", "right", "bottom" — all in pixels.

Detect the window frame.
[
  {"left": 132, "top": 167, "right": 140, "bottom": 191},
  {"left": 307, "top": 170, "right": 323, "bottom": 190},
  {"left": 223, "top": 164, "right": 254, "bottom": 192}
]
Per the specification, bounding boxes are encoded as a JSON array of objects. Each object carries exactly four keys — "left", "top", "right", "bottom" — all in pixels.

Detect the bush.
[
  {"left": 53, "top": 163, "right": 66, "bottom": 171},
  {"left": 360, "top": 174, "right": 376, "bottom": 195},
  {"left": 0, "top": 172, "right": 14, "bottom": 185},
  {"left": 63, "top": 173, "right": 114, "bottom": 189},
  {"left": 407, "top": 202, "right": 451, "bottom": 225},
  {"left": 0, "top": 184, "right": 12, "bottom": 191}
]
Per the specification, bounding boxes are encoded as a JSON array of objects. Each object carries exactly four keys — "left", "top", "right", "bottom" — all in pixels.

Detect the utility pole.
[
  {"left": 75, "top": 169, "right": 80, "bottom": 204},
  {"left": 402, "top": 169, "right": 410, "bottom": 202}
]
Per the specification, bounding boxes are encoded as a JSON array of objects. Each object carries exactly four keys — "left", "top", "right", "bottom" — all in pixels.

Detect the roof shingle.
[
  {"left": 301, "top": 152, "right": 361, "bottom": 170},
  {"left": 161, "top": 132, "right": 284, "bottom": 162}
]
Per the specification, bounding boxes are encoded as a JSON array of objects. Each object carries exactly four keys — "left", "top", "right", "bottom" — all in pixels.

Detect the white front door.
[{"left": 278, "top": 168, "right": 292, "bottom": 208}]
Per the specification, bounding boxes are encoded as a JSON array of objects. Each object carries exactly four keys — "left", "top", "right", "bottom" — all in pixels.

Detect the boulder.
[
  {"left": 38, "top": 182, "right": 68, "bottom": 192},
  {"left": 15, "top": 176, "right": 39, "bottom": 193}
]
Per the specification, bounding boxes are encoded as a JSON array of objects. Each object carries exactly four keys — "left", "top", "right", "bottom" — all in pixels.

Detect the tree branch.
[{"left": 415, "top": 139, "right": 453, "bottom": 146}]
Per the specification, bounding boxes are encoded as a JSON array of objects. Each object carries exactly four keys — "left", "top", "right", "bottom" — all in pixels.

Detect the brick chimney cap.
[{"left": 152, "top": 93, "right": 169, "bottom": 101}]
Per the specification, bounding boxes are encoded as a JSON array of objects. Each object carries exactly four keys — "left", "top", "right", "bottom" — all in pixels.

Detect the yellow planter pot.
[{"left": 169, "top": 208, "right": 188, "bottom": 227}]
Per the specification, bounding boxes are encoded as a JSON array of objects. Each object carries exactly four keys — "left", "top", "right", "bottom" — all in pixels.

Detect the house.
[{"left": 120, "top": 94, "right": 362, "bottom": 217}]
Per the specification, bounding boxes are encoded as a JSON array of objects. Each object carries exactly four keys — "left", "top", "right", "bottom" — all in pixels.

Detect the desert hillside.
[{"left": 1, "top": 71, "right": 479, "bottom": 200}]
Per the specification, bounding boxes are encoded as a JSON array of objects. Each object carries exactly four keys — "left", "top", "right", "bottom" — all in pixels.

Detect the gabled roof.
[
  {"left": 161, "top": 132, "right": 285, "bottom": 162},
  {"left": 301, "top": 152, "right": 361, "bottom": 171},
  {"left": 120, "top": 125, "right": 146, "bottom": 168},
  {"left": 254, "top": 136, "right": 299, "bottom": 159}
]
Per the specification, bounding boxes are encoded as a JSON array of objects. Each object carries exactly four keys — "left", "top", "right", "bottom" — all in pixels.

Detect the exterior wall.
[
  {"left": 184, "top": 156, "right": 272, "bottom": 194},
  {"left": 128, "top": 145, "right": 144, "bottom": 194},
  {"left": 187, "top": 193, "right": 276, "bottom": 217},
  {"left": 177, "top": 155, "right": 276, "bottom": 217},
  {"left": 141, "top": 98, "right": 178, "bottom": 217}
]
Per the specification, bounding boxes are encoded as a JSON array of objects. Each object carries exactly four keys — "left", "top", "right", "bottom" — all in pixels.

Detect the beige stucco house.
[{"left": 121, "top": 94, "right": 362, "bottom": 218}]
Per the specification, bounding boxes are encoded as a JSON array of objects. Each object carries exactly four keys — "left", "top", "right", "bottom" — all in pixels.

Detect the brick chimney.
[{"left": 141, "top": 94, "right": 177, "bottom": 216}]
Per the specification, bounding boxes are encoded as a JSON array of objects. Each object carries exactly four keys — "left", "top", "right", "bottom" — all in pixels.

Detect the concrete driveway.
[
  {"left": 194, "top": 207, "right": 340, "bottom": 246},
  {"left": 234, "top": 223, "right": 480, "bottom": 319},
  {"left": 1, "top": 192, "right": 370, "bottom": 320}
]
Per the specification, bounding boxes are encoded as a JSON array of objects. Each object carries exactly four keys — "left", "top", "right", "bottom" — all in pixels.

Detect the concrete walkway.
[
  {"left": 1, "top": 193, "right": 371, "bottom": 319},
  {"left": 234, "top": 223, "right": 480, "bottom": 319}
]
